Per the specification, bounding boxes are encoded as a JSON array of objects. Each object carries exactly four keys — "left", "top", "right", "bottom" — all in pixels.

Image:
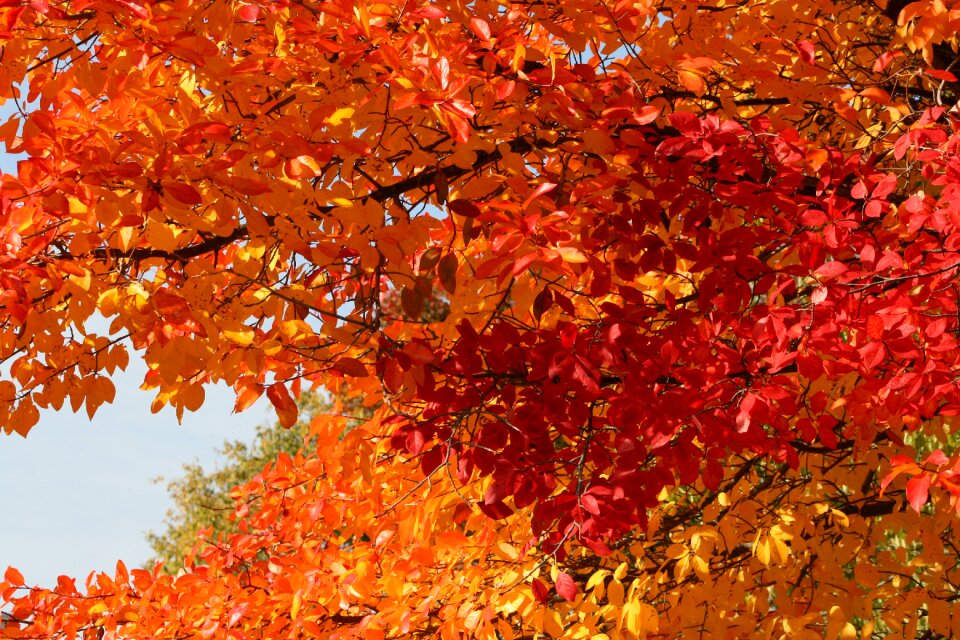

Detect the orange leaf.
[
  {"left": 859, "top": 87, "right": 891, "bottom": 104},
  {"left": 4, "top": 566, "right": 24, "bottom": 586},
  {"left": 677, "top": 70, "right": 705, "bottom": 95},
  {"left": 267, "top": 382, "right": 297, "bottom": 428},
  {"left": 234, "top": 382, "right": 263, "bottom": 413}
]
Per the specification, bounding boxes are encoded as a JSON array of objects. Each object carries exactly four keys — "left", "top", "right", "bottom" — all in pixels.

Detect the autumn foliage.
[{"left": 8, "top": 0, "right": 960, "bottom": 636}]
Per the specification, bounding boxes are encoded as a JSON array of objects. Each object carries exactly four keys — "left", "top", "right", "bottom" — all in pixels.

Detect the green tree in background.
[{"left": 146, "top": 396, "right": 320, "bottom": 572}]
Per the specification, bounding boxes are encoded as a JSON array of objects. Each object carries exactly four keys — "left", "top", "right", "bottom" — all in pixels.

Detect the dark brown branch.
[{"left": 86, "top": 224, "right": 249, "bottom": 263}]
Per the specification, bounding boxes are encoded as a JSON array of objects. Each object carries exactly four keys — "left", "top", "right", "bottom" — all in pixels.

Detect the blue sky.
[{"left": 0, "top": 357, "right": 269, "bottom": 587}]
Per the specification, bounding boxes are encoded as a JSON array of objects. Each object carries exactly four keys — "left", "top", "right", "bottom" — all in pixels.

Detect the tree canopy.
[
  {"left": 145, "top": 395, "right": 319, "bottom": 573},
  {"left": 5, "top": 0, "right": 960, "bottom": 637}
]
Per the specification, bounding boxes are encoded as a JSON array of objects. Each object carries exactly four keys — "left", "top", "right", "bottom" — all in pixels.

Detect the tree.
[
  {"left": 145, "top": 395, "right": 318, "bottom": 573},
  {"left": 148, "top": 291, "right": 444, "bottom": 572},
  {"left": 6, "top": 0, "right": 960, "bottom": 637}
]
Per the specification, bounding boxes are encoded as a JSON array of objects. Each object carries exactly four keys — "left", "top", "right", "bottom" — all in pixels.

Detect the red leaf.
[
  {"left": 333, "top": 357, "right": 368, "bottom": 377},
  {"left": 165, "top": 182, "right": 203, "bottom": 206},
  {"left": 477, "top": 499, "right": 513, "bottom": 519},
  {"left": 410, "top": 5, "right": 445, "bottom": 18},
  {"left": 735, "top": 392, "right": 759, "bottom": 433},
  {"left": 926, "top": 316, "right": 948, "bottom": 339},
  {"left": 925, "top": 68, "right": 958, "bottom": 82},
  {"left": 670, "top": 111, "right": 701, "bottom": 135},
  {"left": 469, "top": 17, "right": 491, "bottom": 41},
  {"left": 555, "top": 572, "right": 576, "bottom": 601},
  {"left": 796, "top": 40, "right": 815, "bottom": 63},
  {"left": 873, "top": 51, "right": 898, "bottom": 73},
  {"left": 858, "top": 341, "right": 885, "bottom": 371},
  {"left": 893, "top": 130, "right": 915, "bottom": 160},
  {"left": 448, "top": 199, "right": 481, "bottom": 218},
  {"left": 522, "top": 182, "right": 556, "bottom": 210},
  {"left": 496, "top": 79, "right": 516, "bottom": 101},
  {"left": 571, "top": 357, "right": 600, "bottom": 394},
  {"left": 635, "top": 105, "right": 660, "bottom": 124},
  {"left": 180, "top": 122, "right": 234, "bottom": 145},
  {"left": 532, "top": 287, "right": 553, "bottom": 321},
  {"left": 440, "top": 98, "right": 476, "bottom": 120},
  {"left": 113, "top": 0, "right": 148, "bottom": 18},
  {"left": 925, "top": 449, "right": 949, "bottom": 466},
  {"left": 237, "top": 3, "right": 259, "bottom": 21},
  {"left": 531, "top": 578, "right": 550, "bottom": 604},
  {"left": 906, "top": 473, "right": 931, "bottom": 513},
  {"left": 873, "top": 175, "right": 897, "bottom": 198},
  {"left": 152, "top": 290, "right": 191, "bottom": 317},
  {"left": 703, "top": 458, "right": 723, "bottom": 491},
  {"left": 234, "top": 383, "right": 263, "bottom": 413},
  {"left": 405, "top": 429, "right": 425, "bottom": 456},
  {"left": 867, "top": 316, "right": 884, "bottom": 340},
  {"left": 580, "top": 493, "right": 601, "bottom": 515},
  {"left": 400, "top": 286, "right": 423, "bottom": 318},
  {"left": 814, "top": 261, "right": 847, "bottom": 278}
]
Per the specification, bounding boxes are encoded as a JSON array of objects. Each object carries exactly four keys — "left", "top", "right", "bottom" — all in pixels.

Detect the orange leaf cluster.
[{"left": 5, "top": 0, "right": 960, "bottom": 637}]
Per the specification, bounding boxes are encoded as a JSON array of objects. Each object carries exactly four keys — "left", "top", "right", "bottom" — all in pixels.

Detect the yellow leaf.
[
  {"left": 291, "top": 591, "right": 302, "bottom": 619},
  {"left": 494, "top": 542, "right": 519, "bottom": 561},
  {"left": 556, "top": 246, "right": 588, "bottom": 263},
  {"left": 223, "top": 327, "right": 255, "bottom": 345},
  {"left": 261, "top": 339, "right": 283, "bottom": 355},
  {"left": 512, "top": 44, "right": 526, "bottom": 72},
  {"left": 178, "top": 70, "right": 197, "bottom": 95},
  {"left": 69, "top": 269, "right": 92, "bottom": 292},
  {"left": 464, "top": 610, "right": 482, "bottom": 631},
  {"left": 67, "top": 197, "right": 88, "bottom": 218},
  {"left": 620, "top": 601, "right": 657, "bottom": 636},
  {"left": 279, "top": 320, "right": 312, "bottom": 341},
  {"left": 586, "top": 569, "right": 609, "bottom": 592},
  {"left": 613, "top": 562, "right": 629, "bottom": 581},
  {"left": 769, "top": 524, "right": 793, "bottom": 561},
  {"left": 328, "top": 107, "right": 355, "bottom": 125},
  {"left": 754, "top": 534, "right": 771, "bottom": 566},
  {"left": 119, "top": 607, "right": 139, "bottom": 623}
]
